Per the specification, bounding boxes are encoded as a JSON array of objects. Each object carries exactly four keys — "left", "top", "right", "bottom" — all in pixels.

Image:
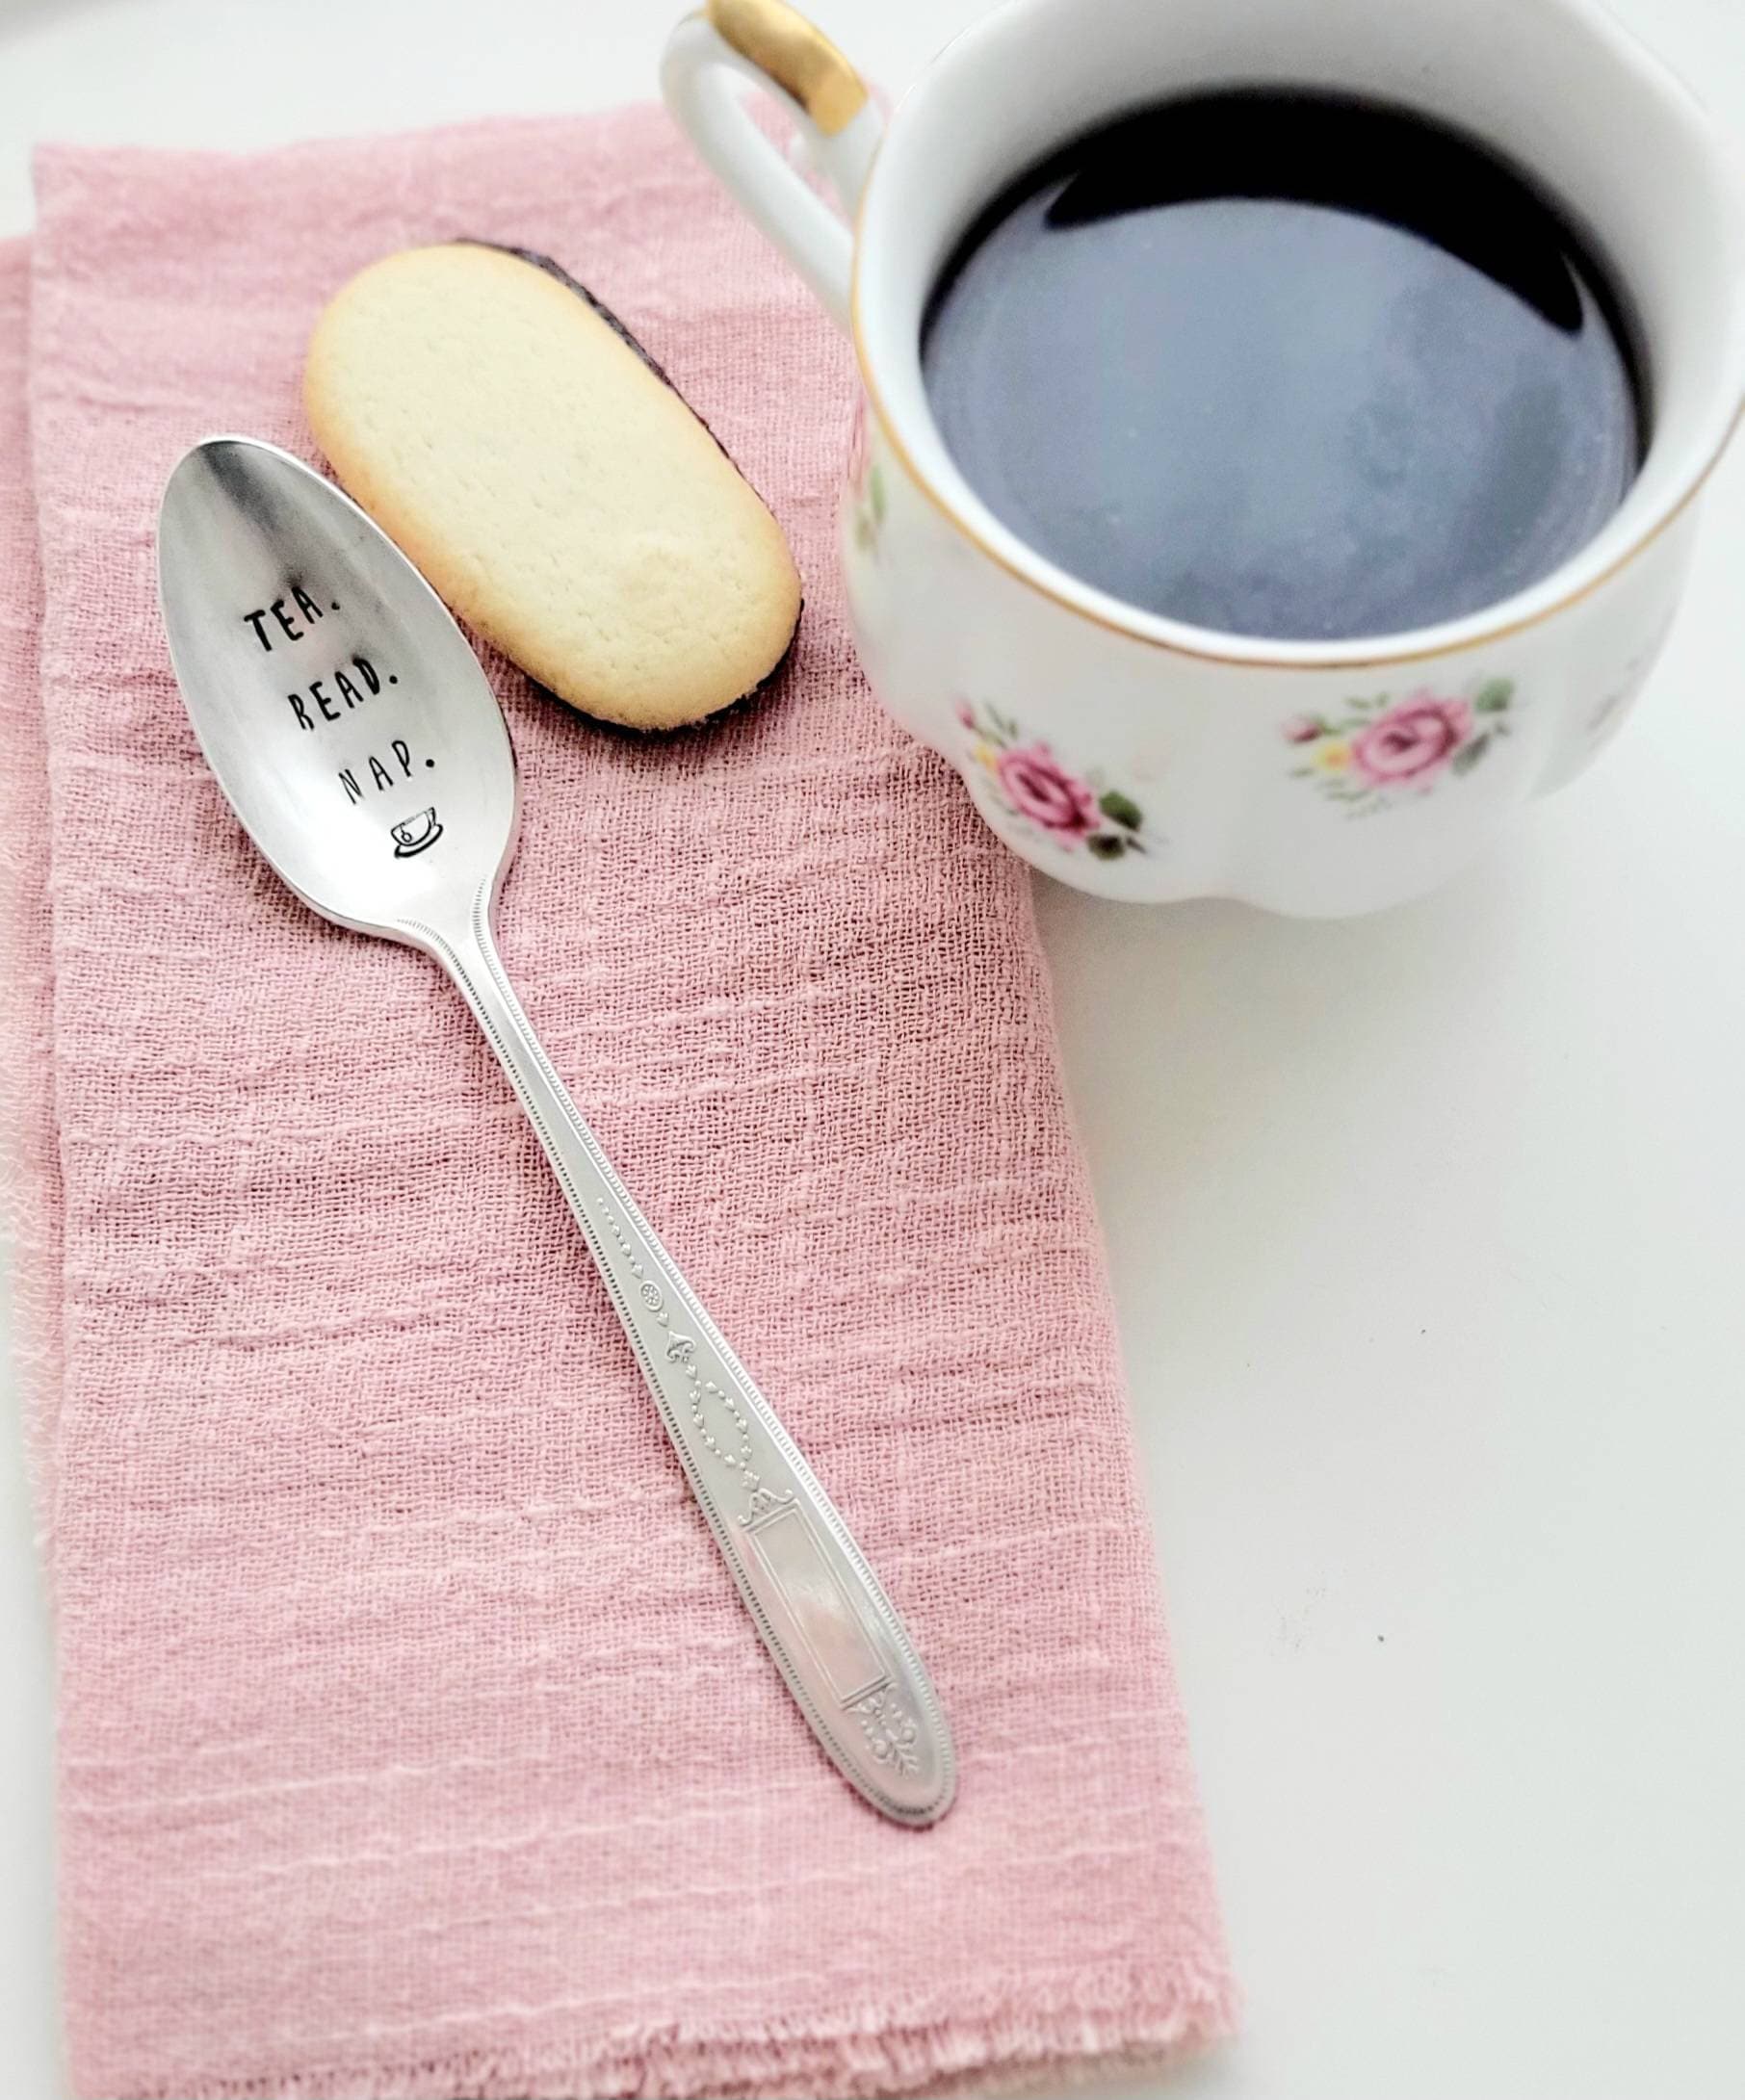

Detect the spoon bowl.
[{"left": 158, "top": 436, "right": 518, "bottom": 944}]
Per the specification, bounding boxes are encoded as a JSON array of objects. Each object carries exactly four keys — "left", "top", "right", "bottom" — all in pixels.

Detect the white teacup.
[{"left": 662, "top": 0, "right": 1745, "bottom": 915}]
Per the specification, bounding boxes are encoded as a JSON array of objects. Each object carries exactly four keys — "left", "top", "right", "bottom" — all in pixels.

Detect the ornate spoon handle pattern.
[{"left": 429, "top": 894, "right": 956, "bottom": 1827}]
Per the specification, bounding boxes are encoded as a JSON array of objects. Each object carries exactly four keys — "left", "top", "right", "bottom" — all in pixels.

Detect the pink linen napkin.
[{"left": 0, "top": 108, "right": 1233, "bottom": 2100}]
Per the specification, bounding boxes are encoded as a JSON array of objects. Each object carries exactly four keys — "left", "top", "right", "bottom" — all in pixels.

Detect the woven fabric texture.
[{"left": 0, "top": 110, "right": 1232, "bottom": 2100}]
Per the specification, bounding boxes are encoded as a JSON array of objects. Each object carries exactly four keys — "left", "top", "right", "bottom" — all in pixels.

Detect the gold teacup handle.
[{"left": 661, "top": 0, "right": 881, "bottom": 327}]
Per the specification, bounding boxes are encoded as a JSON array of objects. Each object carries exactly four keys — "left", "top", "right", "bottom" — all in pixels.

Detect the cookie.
[{"left": 303, "top": 242, "right": 801, "bottom": 730}]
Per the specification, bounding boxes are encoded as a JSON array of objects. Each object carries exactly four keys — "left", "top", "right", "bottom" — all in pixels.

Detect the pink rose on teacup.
[
  {"left": 996, "top": 741, "right": 1101, "bottom": 843},
  {"left": 1350, "top": 692, "right": 1473, "bottom": 788}
]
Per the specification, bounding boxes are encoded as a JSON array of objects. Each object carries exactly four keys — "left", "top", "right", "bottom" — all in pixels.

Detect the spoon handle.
[{"left": 426, "top": 902, "right": 955, "bottom": 1827}]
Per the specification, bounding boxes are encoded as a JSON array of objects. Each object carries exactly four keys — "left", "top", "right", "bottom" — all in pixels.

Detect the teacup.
[{"left": 662, "top": 0, "right": 1745, "bottom": 914}]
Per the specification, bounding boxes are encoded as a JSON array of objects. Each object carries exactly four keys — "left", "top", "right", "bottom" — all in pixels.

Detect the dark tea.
[{"left": 920, "top": 91, "right": 1643, "bottom": 640}]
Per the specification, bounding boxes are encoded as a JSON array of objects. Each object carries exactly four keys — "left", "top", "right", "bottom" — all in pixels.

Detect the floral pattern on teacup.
[
  {"left": 846, "top": 398, "right": 885, "bottom": 557},
  {"left": 1284, "top": 678, "right": 1517, "bottom": 813},
  {"left": 957, "top": 699, "right": 1151, "bottom": 859}
]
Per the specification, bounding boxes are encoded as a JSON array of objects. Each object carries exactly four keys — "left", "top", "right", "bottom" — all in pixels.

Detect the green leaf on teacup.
[
  {"left": 1451, "top": 733, "right": 1491, "bottom": 775},
  {"left": 1474, "top": 679, "right": 1514, "bottom": 713},
  {"left": 1099, "top": 790, "right": 1143, "bottom": 831},
  {"left": 1086, "top": 833, "right": 1127, "bottom": 860}
]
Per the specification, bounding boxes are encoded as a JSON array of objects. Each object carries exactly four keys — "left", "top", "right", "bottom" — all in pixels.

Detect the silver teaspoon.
[{"left": 157, "top": 437, "right": 954, "bottom": 1826}]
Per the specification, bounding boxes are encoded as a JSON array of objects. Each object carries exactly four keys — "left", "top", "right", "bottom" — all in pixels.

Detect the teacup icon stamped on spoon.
[
  {"left": 390, "top": 806, "right": 443, "bottom": 856},
  {"left": 157, "top": 436, "right": 954, "bottom": 1827}
]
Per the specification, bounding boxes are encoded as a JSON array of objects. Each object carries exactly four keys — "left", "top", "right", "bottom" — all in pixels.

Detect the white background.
[{"left": 2, "top": 1, "right": 1742, "bottom": 2095}]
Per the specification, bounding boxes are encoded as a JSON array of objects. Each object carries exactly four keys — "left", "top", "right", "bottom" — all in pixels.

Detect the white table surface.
[{"left": 3, "top": 2, "right": 1743, "bottom": 2095}]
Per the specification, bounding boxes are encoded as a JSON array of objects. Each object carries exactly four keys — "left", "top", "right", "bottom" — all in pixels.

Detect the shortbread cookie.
[{"left": 303, "top": 242, "right": 801, "bottom": 729}]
